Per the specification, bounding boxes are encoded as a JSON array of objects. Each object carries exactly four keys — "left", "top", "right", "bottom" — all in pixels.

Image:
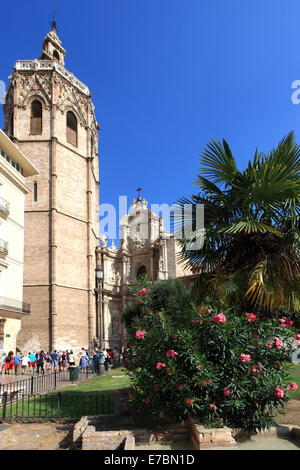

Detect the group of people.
[
  {"left": 0, "top": 350, "right": 75, "bottom": 376},
  {"left": 0, "top": 344, "right": 130, "bottom": 376}
]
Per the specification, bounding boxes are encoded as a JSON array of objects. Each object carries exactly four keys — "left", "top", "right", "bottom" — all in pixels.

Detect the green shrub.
[{"left": 126, "top": 281, "right": 299, "bottom": 433}]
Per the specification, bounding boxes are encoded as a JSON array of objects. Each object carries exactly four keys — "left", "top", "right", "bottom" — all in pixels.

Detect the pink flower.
[
  {"left": 140, "top": 288, "right": 149, "bottom": 296},
  {"left": 207, "top": 309, "right": 212, "bottom": 314},
  {"left": 212, "top": 313, "right": 226, "bottom": 323},
  {"left": 246, "top": 313, "right": 257, "bottom": 322},
  {"left": 275, "top": 386, "right": 285, "bottom": 398},
  {"left": 135, "top": 330, "right": 146, "bottom": 340},
  {"left": 209, "top": 404, "right": 217, "bottom": 411},
  {"left": 274, "top": 337, "right": 283, "bottom": 350},
  {"left": 166, "top": 350, "right": 178, "bottom": 358},
  {"left": 240, "top": 353, "right": 251, "bottom": 363},
  {"left": 156, "top": 363, "right": 166, "bottom": 370},
  {"left": 223, "top": 387, "right": 231, "bottom": 397},
  {"left": 288, "top": 382, "right": 298, "bottom": 391},
  {"left": 280, "top": 317, "right": 293, "bottom": 328},
  {"left": 278, "top": 363, "right": 283, "bottom": 370},
  {"left": 267, "top": 342, "right": 273, "bottom": 349},
  {"left": 296, "top": 334, "right": 300, "bottom": 341}
]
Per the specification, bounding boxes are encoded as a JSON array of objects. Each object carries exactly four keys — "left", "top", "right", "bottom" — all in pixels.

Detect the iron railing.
[
  {"left": 0, "top": 196, "right": 9, "bottom": 216},
  {"left": 0, "top": 239, "right": 8, "bottom": 256},
  {"left": 0, "top": 296, "right": 30, "bottom": 314},
  {"left": 1, "top": 391, "right": 114, "bottom": 422},
  {"left": 0, "top": 368, "right": 94, "bottom": 399}
]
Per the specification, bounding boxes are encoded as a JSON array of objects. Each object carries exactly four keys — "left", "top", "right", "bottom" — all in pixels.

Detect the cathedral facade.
[
  {"left": 3, "top": 23, "right": 100, "bottom": 353},
  {"left": 96, "top": 195, "right": 193, "bottom": 349}
]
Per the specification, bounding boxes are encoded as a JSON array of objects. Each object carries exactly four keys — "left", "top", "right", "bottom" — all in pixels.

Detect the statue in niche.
[{"left": 112, "top": 317, "right": 120, "bottom": 337}]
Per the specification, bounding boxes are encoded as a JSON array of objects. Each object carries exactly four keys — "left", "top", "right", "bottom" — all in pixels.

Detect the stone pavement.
[{"left": 0, "top": 423, "right": 73, "bottom": 450}]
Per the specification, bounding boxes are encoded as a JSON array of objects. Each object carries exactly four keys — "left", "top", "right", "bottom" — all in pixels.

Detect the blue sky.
[{"left": 1, "top": 0, "right": 300, "bottom": 240}]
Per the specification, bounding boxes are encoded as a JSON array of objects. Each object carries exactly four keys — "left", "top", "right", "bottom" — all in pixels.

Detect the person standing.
[
  {"left": 50, "top": 350, "right": 59, "bottom": 372},
  {"left": 21, "top": 353, "right": 30, "bottom": 375},
  {"left": 68, "top": 350, "right": 75, "bottom": 367},
  {"left": 4, "top": 351, "right": 14, "bottom": 375},
  {"left": 13, "top": 352, "right": 21, "bottom": 375},
  {"left": 36, "top": 351, "right": 45, "bottom": 375},
  {"left": 28, "top": 352, "right": 36, "bottom": 373}
]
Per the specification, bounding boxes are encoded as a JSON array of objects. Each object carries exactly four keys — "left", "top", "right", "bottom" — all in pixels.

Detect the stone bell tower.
[{"left": 3, "top": 22, "right": 100, "bottom": 352}]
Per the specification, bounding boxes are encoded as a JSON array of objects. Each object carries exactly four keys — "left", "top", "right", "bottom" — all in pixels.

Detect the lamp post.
[{"left": 95, "top": 265, "right": 105, "bottom": 375}]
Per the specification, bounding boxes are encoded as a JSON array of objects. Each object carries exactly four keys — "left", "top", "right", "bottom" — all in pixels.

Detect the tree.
[{"left": 175, "top": 132, "right": 300, "bottom": 317}]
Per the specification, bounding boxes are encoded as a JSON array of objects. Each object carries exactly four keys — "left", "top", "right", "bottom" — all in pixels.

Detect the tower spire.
[{"left": 51, "top": 6, "right": 57, "bottom": 32}]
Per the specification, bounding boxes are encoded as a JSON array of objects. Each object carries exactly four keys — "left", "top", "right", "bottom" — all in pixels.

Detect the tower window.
[
  {"left": 53, "top": 50, "right": 60, "bottom": 61},
  {"left": 30, "top": 100, "right": 42, "bottom": 135},
  {"left": 33, "top": 182, "right": 38, "bottom": 202},
  {"left": 66, "top": 111, "right": 78, "bottom": 147}
]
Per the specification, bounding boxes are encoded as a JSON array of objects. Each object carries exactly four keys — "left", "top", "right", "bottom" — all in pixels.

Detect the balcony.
[
  {"left": 0, "top": 296, "right": 30, "bottom": 319},
  {"left": 0, "top": 196, "right": 10, "bottom": 219},
  {"left": 0, "top": 239, "right": 8, "bottom": 259}
]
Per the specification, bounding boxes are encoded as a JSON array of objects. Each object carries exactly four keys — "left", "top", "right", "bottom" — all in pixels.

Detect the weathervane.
[{"left": 51, "top": 5, "right": 57, "bottom": 31}]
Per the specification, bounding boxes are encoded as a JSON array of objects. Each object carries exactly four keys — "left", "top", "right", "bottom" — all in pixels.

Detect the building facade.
[
  {"left": 0, "top": 129, "right": 38, "bottom": 354},
  {"left": 3, "top": 23, "right": 100, "bottom": 353}
]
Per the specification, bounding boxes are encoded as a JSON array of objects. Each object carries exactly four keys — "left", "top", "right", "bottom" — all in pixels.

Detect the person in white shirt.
[{"left": 21, "top": 354, "right": 30, "bottom": 375}]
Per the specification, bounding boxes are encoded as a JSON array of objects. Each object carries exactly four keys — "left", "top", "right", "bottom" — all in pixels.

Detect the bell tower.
[{"left": 3, "top": 24, "right": 100, "bottom": 352}]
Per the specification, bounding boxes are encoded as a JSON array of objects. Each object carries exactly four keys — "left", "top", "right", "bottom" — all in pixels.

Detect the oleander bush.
[{"left": 125, "top": 280, "right": 299, "bottom": 433}]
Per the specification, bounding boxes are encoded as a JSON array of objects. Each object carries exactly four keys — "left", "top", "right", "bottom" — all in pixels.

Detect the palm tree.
[{"left": 175, "top": 131, "right": 300, "bottom": 316}]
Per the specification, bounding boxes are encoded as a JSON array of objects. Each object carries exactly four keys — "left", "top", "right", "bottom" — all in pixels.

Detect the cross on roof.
[{"left": 136, "top": 187, "right": 142, "bottom": 201}]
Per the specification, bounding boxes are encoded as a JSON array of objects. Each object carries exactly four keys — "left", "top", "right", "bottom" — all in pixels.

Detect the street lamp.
[{"left": 95, "top": 265, "right": 105, "bottom": 375}]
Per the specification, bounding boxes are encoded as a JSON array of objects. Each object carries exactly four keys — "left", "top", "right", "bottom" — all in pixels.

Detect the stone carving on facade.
[
  {"left": 17, "top": 73, "right": 52, "bottom": 109},
  {"left": 111, "top": 317, "right": 120, "bottom": 337}
]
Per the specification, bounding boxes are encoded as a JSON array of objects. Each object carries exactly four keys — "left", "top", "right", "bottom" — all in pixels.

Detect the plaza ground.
[{"left": 0, "top": 366, "right": 299, "bottom": 450}]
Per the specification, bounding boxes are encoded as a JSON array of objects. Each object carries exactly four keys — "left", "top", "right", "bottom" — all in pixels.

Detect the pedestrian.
[
  {"left": 28, "top": 352, "right": 36, "bottom": 373},
  {"left": 36, "top": 351, "right": 45, "bottom": 375},
  {"left": 50, "top": 350, "right": 59, "bottom": 372},
  {"left": 61, "top": 351, "right": 67, "bottom": 371},
  {"left": 21, "top": 353, "right": 30, "bottom": 375},
  {"left": 13, "top": 351, "right": 21, "bottom": 375},
  {"left": 80, "top": 350, "right": 89, "bottom": 374},
  {"left": 68, "top": 350, "right": 75, "bottom": 367},
  {"left": 4, "top": 351, "right": 14, "bottom": 375}
]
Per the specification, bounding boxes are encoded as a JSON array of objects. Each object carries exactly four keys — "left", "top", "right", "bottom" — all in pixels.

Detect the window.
[
  {"left": 30, "top": 100, "right": 42, "bottom": 135},
  {"left": 66, "top": 111, "right": 77, "bottom": 147},
  {"left": 53, "top": 50, "right": 60, "bottom": 61},
  {"left": 33, "top": 182, "right": 37, "bottom": 202}
]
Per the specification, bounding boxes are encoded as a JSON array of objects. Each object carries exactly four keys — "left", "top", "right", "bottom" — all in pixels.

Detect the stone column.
[{"left": 0, "top": 319, "right": 7, "bottom": 353}]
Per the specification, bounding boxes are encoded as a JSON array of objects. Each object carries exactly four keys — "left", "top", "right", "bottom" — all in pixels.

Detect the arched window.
[
  {"left": 137, "top": 265, "right": 147, "bottom": 278},
  {"left": 30, "top": 100, "right": 42, "bottom": 135},
  {"left": 33, "top": 181, "right": 38, "bottom": 202},
  {"left": 53, "top": 50, "right": 60, "bottom": 61},
  {"left": 66, "top": 111, "right": 78, "bottom": 147}
]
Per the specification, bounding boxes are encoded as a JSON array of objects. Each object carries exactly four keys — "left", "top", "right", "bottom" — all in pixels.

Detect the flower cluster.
[
  {"left": 240, "top": 353, "right": 251, "bottom": 363},
  {"left": 275, "top": 386, "right": 285, "bottom": 398},
  {"left": 135, "top": 330, "right": 146, "bottom": 340},
  {"left": 166, "top": 350, "right": 178, "bottom": 358},
  {"left": 279, "top": 317, "right": 293, "bottom": 328},
  {"left": 245, "top": 312, "right": 256, "bottom": 322},
  {"left": 139, "top": 288, "right": 149, "bottom": 296},
  {"left": 223, "top": 387, "right": 231, "bottom": 396},
  {"left": 156, "top": 362, "right": 166, "bottom": 370},
  {"left": 212, "top": 313, "right": 226, "bottom": 323},
  {"left": 268, "top": 337, "right": 283, "bottom": 350}
]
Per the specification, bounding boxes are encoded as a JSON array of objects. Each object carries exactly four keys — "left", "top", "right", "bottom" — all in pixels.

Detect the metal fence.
[
  {"left": 1, "top": 391, "right": 115, "bottom": 422},
  {"left": 0, "top": 368, "right": 95, "bottom": 400}
]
